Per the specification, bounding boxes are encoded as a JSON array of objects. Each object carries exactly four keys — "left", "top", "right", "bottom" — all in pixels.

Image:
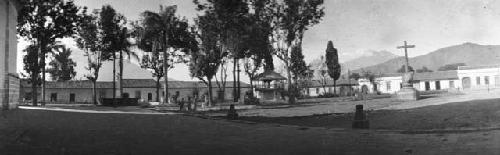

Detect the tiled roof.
[
  {"left": 253, "top": 70, "right": 287, "bottom": 81},
  {"left": 21, "top": 79, "right": 250, "bottom": 89},
  {"left": 304, "top": 79, "right": 359, "bottom": 88},
  {"left": 458, "top": 65, "right": 500, "bottom": 70},
  {"left": 413, "top": 71, "right": 458, "bottom": 81},
  {"left": 378, "top": 73, "right": 404, "bottom": 77}
]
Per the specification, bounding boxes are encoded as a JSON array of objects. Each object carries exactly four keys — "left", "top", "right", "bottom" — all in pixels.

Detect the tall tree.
[
  {"left": 99, "top": 5, "right": 136, "bottom": 102},
  {"left": 18, "top": 0, "right": 86, "bottom": 105},
  {"left": 132, "top": 19, "right": 164, "bottom": 102},
  {"left": 137, "top": 5, "right": 197, "bottom": 104},
  {"left": 269, "top": 0, "right": 325, "bottom": 104},
  {"left": 76, "top": 10, "right": 108, "bottom": 105},
  {"left": 189, "top": 12, "right": 227, "bottom": 106},
  {"left": 22, "top": 45, "right": 42, "bottom": 106},
  {"left": 47, "top": 45, "right": 77, "bottom": 81},
  {"left": 194, "top": 0, "right": 252, "bottom": 102},
  {"left": 290, "top": 45, "right": 308, "bottom": 95},
  {"left": 290, "top": 45, "right": 307, "bottom": 84},
  {"left": 99, "top": 5, "right": 125, "bottom": 104},
  {"left": 325, "top": 41, "right": 341, "bottom": 95}
]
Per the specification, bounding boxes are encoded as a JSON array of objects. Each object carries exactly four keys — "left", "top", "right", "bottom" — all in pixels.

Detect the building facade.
[
  {"left": 358, "top": 65, "right": 500, "bottom": 94},
  {"left": 458, "top": 65, "right": 500, "bottom": 90},
  {"left": 20, "top": 79, "right": 251, "bottom": 104},
  {"left": 1, "top": 0, "right": 21, "bottom": 109}
]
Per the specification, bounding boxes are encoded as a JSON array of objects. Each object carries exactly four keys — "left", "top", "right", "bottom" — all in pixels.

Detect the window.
[
  {"left": 485, "top": 76, "right": 490, "bottom": 85},
  {"left": 70, "top": 93, "right": 75, "bottom": 102},
  {"left": 148, "top": 93, "right": 153, "bottom": 101},
  {"left": 316, "top": 88, "right": 320, "bottom": 94},
  {"left": 476, "top": 77, "right": 481, "bottom": 85},
  {"left": 386, "top": 81, "right": 391, "bottom": 91},
  {"left": 449, "top": 81, "right": 455, "bottom": 88},
  {"left": 50, "top": 93, "right": 57, "bottom": 102},
  {"left": 122, "top": 93, "right": 130, "bottom": 98},
  {"left": 135, "top": 91, "right": 141, "bottom": 99}
]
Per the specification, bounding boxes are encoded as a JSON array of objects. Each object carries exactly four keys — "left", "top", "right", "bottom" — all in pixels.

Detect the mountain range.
[{"left": 356, "top": 42, "right": 500, "bottom": 73}]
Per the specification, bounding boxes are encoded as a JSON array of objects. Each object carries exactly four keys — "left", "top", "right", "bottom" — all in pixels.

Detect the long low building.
[
  {"left": 358, "top": 65, "right": 500, "bottom": 94},
  {"left": 20, "top": 79, "right": 251, "bottom": 104}
]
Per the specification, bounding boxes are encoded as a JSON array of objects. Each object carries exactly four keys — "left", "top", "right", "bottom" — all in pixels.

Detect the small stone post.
[{"left": 352, "top": 104, "right": 369, "bottom": 129}]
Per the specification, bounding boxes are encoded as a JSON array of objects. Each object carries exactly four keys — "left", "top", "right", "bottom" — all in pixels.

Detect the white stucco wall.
[
  {"left": 458, "top": 67, "right": 500, "bottom": 90},
  {"left": 0, "top": 0, "right": 19, "bottom": 107}
]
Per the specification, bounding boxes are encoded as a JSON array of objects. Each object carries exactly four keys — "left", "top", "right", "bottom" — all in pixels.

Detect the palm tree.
[
  {"left": 137, "top": 5, "right": 197, "bottom": 104},
  {"left": 116, "top": 27, "right": 137, "bottom": 98}
]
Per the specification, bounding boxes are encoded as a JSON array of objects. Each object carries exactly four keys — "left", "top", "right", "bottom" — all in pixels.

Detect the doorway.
[{"left": 462, "top": 77, "right": 471, "bottom": 89}]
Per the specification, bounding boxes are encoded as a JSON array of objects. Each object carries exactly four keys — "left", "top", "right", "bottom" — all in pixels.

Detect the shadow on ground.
[{"left": 237, "top": 98, "right": 500, "bottom": 131}]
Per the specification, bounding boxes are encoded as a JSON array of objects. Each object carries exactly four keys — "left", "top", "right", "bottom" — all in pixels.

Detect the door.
[
  {"left": 462, "top": 77, "right": 471, "bottom": 89},
  {"left": 425, "top": 82, "right": 430, "bottom": 91},
  {"left": 435, "top": 81, "right": 441, "bottom": 90}
]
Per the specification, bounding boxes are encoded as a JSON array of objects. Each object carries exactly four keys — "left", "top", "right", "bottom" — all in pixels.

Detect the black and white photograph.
[{"left": 2, "top": 0, "right": 500, "bottom": 154}]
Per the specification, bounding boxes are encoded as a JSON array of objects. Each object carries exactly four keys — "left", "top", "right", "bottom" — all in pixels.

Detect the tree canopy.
[
  {"left": 48, "top": 46, "right": 77, "bottom": 81},
  {"left": 438, "top": 63, "right": 466, "bottom": 71}
]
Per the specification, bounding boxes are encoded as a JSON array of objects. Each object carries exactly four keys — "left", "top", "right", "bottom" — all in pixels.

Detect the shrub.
[
  {"left": 244, "top": 90, "right": 260, "bottom": 105},
  {"left": 317, "top": 93, "right": 339, "bottom": 98}
]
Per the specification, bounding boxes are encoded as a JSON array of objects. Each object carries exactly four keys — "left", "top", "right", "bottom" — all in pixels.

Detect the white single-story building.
[
  {"left": 358, "top": 64, "right": 500, "bottom": 94},
  {"left": 457, "top": 65, "right": 500, "bottom": 90}
]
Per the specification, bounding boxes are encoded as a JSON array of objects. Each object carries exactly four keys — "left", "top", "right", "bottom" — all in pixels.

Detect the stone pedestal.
[{"left": 396, "top": 87, "right": 419, "bottom": 101}]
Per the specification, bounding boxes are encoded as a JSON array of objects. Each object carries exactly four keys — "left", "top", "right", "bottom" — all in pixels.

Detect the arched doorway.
[
  {"left": 361, "top": 85, "right": 369, "bottom": 94},
  {"left": 462, "top": 77, "right": 471, "bottom": 89}
]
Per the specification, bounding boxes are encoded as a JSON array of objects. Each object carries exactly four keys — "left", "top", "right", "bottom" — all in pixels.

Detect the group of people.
[{"left": 173, "top": 93, "right": 209, "bottom": 112}]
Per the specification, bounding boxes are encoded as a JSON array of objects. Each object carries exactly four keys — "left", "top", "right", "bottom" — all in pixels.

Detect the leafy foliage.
[
  {"left": 47, "top": 46, "right": 77, "bottom": 81},
  {"left": 416, "top": 66, "right": 433, "bottom": 73},
  {"left": 22, "top": 45, "right": 42, "bottom": 85},
  {"left": 397, "top": 65, "right": 414, "bottom": 73},
  {"left": 17, "top": 0, "right": 87, "bottom": 105},
  {"left": 325, "top": 41, "right": 341, "bottom": 95},
  {"left": 350, "top": 72, "right": 361, "bottom": 80},
  {"left": 438, "top": 63, "right": 466, "bottom": 71},
  {"left": 290, "top": 45, "right": 308, "bottom": 81}
]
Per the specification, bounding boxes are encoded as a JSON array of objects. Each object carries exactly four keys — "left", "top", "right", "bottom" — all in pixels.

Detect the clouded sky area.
[{"left": 17, "top": 0, "right": 500, "bottom": 81}]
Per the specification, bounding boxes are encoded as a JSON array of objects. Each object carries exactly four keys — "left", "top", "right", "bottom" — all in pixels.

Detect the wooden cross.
[{"left": 397, "top": 41, "right": 415, "bottom": 73}]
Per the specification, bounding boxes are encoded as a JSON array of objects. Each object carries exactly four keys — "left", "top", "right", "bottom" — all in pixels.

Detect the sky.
[{"left": 16, "top": 0, "right": 500, "bottom": 82}]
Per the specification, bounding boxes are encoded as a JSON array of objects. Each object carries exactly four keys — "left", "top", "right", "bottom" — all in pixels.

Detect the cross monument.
[{"left": 397, "top": 41, "right": 415, "bottom": 73}]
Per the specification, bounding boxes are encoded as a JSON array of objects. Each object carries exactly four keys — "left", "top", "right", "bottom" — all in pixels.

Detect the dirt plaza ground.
[{"left": 2, "top": 90, "right": 500, "bottom": 154}]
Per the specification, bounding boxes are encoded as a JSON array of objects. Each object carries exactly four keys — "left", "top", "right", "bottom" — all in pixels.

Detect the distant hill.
[
  {"left": 308, "top": 50, "right": 398, "bottom": 74},
  {"left": 341, "top": 50, "right": 399, "bottom": 71},
  {"left": 358, "top": 43, "right": 500, "bottom": 73}
]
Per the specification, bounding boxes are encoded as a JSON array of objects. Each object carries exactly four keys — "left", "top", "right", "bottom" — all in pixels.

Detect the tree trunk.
[
  {"left": 208, "top": 78, "right": 213, "bottom": 107},
  {"left": 237, "top": 59, "right": 241, "bottom": 102},
  {"left": 41, "top": 45, "right": 46, "bottom": 106},
  {"left": 333, "top": 80, "right": 337, "bottom": 96},
  {"left": 163, "top": 49, "right": 168, "bottom": 104},
  {"left": 286, "top": 62, "right": 295, "bottom": 104},
  {"left": 156, "top": 77, "right": 160, "bottom": 102},
  {"left": 249, "top": 78, "right": 254, "bottom": 93},
  {"left": 92, "top": 80, "right": 97, "bottom": 105},
  {"left": 233, "top": 58, "right": 237, "bottom": 102},
  {"left": 31, "top": 78, "right": 38, "bottom": 106},
  {"left": 119, "top": 50, "right": 123, "bottom": 98},
  {"left": 112, "top": 53, "right": 116, "bottom": 106}
]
